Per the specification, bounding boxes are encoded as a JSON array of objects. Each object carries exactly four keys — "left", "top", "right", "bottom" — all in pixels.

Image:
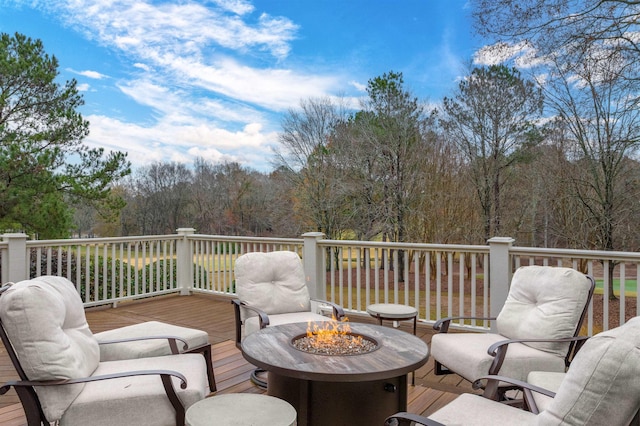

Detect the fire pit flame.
[{"left": 291, "top": 320, "right": 379, "bottom": 356}]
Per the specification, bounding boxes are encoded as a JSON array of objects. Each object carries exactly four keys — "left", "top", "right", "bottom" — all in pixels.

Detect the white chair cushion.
[
  {"left": 0, "top": 276, "right": 100, "bottom": 421},
  {"left": 527, "top": 371, "right": 564, "bottom": 413},
  {"left": 235, "top": 251, "right": 311, "bottom": 317},
  {"left": 430, "top": 332, "right": 565, "bottom": 383},
  {"left": 497, "top": 266, "right": 592, "bottom": 357},
  {"left": 61, "top": 354, "right": 208, "bottom": 426},
  {"left": 95, "top": 321, "right": 209, "bottom": 361},
  {"left": 538, "top": 317, "right": 640, "bottom": 426},
  {"left": 430, "top": 393, "right": 537, "bottom": 425},
  {"left": 244, "top": 312, "right": 331, "bottom": 336}
]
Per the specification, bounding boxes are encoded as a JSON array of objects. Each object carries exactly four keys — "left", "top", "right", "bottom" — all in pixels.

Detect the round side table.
[
  {"left": 366, "top": 303, "right": 419, "bottom": 385},
  {"left": 186, "top": 394, "right": 297, "bottom": 426},
  {"left": 366, "top": 303, "right": 418, "bottom": 335}
]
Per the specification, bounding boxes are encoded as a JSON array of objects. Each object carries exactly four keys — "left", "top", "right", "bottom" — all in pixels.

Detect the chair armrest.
[
  {"left": 486, "top": 335, "right": 589, "bottom": 376},
  {"left": 0, "top": 369, "right": 188, "bottom": 393},
  {"left": 433, "top": 316, "right": 496, "bottom": 333},
  {"left": 310, "top": 298, "right": 345, "bottom": 320},
  {"left": 384, "top": 412, "right": 445, "bottom": 426},
  {"left": 1, "top": 369, "right": 189, "bottom": 423},
  {"left": 97, "top": 335, "right": 190, "bottom": 354},
  {"left": 474, "top": 374, "right": 557, "bottom": 412},
  {"left": 231, "top": 300, "right": 270, "bottom": 327},
  {"left": 231, "top": 299, "right": 270, "bottom": 347}
]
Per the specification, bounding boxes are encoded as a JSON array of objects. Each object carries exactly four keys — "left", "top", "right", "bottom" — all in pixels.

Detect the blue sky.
[{"left": 0, "top": 0, "right": 484, "bottom": 172}]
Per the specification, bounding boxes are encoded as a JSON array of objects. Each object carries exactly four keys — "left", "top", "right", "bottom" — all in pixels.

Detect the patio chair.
[
  {"left": 232, "top": 250, "right": 345, "bottom": 387},
  {"left": 430, "top": 265, "right": 595, "bottom": 398},
  {"left": 385, "top": 316, "right": 640, "bottom": 426},
  {"left": 0, "top": 276, "right": 209, "bottom": 426}
]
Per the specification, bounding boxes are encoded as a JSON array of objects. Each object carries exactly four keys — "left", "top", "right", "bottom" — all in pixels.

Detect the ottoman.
[{"left": 95, "top": 320, "right": 215, "bottom": 391}]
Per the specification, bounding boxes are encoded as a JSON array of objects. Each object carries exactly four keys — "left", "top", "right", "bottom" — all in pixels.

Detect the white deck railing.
[{"left": 2, "top": 230, "right": 638, "bottom": 334}]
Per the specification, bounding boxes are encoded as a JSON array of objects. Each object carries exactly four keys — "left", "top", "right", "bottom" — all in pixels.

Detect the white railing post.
[
  {"left": 2, "top": 233, "right": 28, "bottom": 284},
  {"left": 302, "top": 232, "right": 325, "bottom": 300},
  {"left": 488, "top": 237, "right": 514, "bottom": 332},
  {"left": 176, "top": 228, "right": 195, "bottom": 296}
]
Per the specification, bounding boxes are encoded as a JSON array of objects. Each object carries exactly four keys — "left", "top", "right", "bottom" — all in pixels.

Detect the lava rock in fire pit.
[{"left": 292, "top": 333, "right": 378, "bottom": 356}]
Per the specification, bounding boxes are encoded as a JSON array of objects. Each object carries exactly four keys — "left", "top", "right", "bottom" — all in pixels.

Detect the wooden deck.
[{"left": 0, "top": 293, "right": 478, "bottom": 425}]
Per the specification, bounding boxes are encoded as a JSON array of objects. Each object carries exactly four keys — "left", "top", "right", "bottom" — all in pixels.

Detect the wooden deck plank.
[{"left": 0, "top": 293, "right": 472, "bottom": 425}]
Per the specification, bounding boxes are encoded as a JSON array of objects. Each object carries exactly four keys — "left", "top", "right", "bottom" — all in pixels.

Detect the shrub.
[{"left": 138, "top": 259, "right": 208, "bottom": 294}]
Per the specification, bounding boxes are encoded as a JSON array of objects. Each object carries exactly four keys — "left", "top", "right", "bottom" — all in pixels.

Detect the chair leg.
[
  {"left": 250, "top": 368, "right": 268, "bottom": 389},
  {"left": 14, "top": 387, "right": 47, "bottom": 426},
  {"left": 434, "top": 360, "right": 453, "bottom": 375}
]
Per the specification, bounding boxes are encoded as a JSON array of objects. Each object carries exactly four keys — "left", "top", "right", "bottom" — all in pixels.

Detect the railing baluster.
[
  {"left": 425, "top": 251, "right": 431, "bottom": 322},
  {"left": 338, "top": 246, "right": 344, "bottom": 308},
  {"left": 620, "top": 263, "right": 626, "bottom": 326},
  {"left": 458, "top": 253, "right": 464, "bottom": 321},
  {"left": 471, "top": 254, "right": 477, "bottom": 327},
  {"left": 413, "top": 252, "right": 419, "bottom": 318}
]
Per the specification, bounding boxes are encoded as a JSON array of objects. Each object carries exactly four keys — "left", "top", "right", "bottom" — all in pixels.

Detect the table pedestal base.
[{"left": 267, "top": 372, "right": 407, "bottom": 426}]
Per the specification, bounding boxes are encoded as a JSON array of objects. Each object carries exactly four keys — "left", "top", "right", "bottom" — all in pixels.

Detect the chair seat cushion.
[
  {"left": 526, "top": 371, "right": 564, "bottom": 413},
  {"left": 430, "top": 332, "right": 566, "bottom": 383},
  {"left": 61, "top": 354, "right": 208, "bottom": 426},
  {"left": 244, "top": 312, "right": 332, "bottom": 336},
  {"left": 429, "top": 393, "right": 536, "bottom": 425},
  {"left": 95, "top": 321, "right": 209, "bottom": 361}
]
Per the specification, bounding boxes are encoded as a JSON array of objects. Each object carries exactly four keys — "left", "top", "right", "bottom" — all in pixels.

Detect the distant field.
[{"left": 595, "top": 279, "right": 637, "bottom": 297}]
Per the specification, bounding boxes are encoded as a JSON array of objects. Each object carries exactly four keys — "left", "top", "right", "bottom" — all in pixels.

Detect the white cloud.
[
  {"left": 170, "top": 57, "right": 338, "bottom": 111},
  {"left": 66, "top": 68, "right": 108, "bottom": 79},
  {"left": 349, "top": 80, "right": 366, "bottom": 92},
  {"left": 51, "top": 0, "right": 297, "bottom": 59},
  {"left": 85, "top": 114, "right": 279, "bottom": 171},
  {"left": 473, "top": 41, "right": 547, "bottom": 69},
  {"left": 76, "top": 83, "right": 90, "bottom": 91},
  {"left": 210, "top": 0, "right": 255, "bottom": 15},
  {"left": 25, "top": 0, "right": 351, "bottom": 170},
  {"left": 117, "top": 78, "right": 266, "bottom": 124}
]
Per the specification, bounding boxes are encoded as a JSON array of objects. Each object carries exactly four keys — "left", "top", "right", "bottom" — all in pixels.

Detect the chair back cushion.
[
  {"left": 537, "top": 317, "right": 640, "bottom": 426},
  {"left": 497, "top": 266, "right": 592, "bottom": 357},
  {"left": 235, "top": 251, "right": 311, "bottom": 316},
  {"left": 0, "top": 276, "right": 99, "bottom": 421}
]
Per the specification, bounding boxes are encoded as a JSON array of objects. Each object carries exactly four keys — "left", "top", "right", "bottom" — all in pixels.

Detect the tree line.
[{"left": 83, "top": 60, "right": 640, "bottom": 260}]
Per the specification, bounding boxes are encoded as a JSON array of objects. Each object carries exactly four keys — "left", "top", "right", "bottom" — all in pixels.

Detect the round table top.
[
  {"left": 185, "top": 394, "right": 297, "bottom": 426},
  {"left": 241, "top": 322, "right": 429, "bottom": 382},
  {"left": 366, "top": 303, "right": 418, "bottom": 319}
]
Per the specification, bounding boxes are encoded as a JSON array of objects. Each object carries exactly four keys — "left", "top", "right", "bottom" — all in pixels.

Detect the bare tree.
[
  {"left": 264, "top": 167, "right": 301, "bottom": 237},
  {"left": 355, "top": 71, "right": 431, "bottom": 245},
  {"left": 415, "top": 125, "right": 482, "bottom": 245},
  {"left": 191, "top": 158, "right": 225, "bottom": 234},
  {"left": 473, "top": 0, "right": 640, "bottom": 298},
  {"left": 473, "top": 0, "right": 640, "bottom": 78},
  {"left": 542, "top": 50, "right": 640, "bottom": 251},
  {"left": 126, "top": 162, "right": 193, "bottom": 235},
  {"left": 440, "top": 65, "right": 544, "bottom": 240},
  {"left": 273, "top": 97, "right": 349, "bottom": 239}
]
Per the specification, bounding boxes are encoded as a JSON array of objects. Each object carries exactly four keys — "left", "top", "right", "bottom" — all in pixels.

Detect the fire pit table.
[{"left": 241, "top": 322, "right": 429, "bottom": 426}]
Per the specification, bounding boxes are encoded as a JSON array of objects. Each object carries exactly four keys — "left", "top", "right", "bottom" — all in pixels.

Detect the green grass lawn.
[{"left": 594, "top": 279, "right": 637, "bottom": 297}]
